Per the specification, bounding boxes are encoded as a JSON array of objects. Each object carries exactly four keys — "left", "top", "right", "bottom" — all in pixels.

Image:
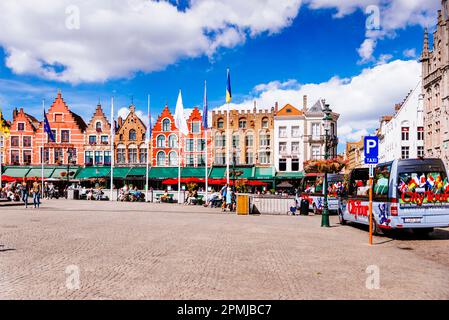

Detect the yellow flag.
[{"left": 0, "top": 111, "right": 10, "bottom": 138}]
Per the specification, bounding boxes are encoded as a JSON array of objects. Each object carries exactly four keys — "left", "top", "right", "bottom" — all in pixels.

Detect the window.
[
  {"left": 279, "top": 159, "right": 287, "bottom": 172},
  {"left": 401, "top": 146, "right": 410, "bottom": 159},
  {"left": 55, "top": 114, "right": 63, "bottom": 122},
  {"left": 262, "top": 117, "right": 269, "bottom": 128},
  {"left": 11, "top": 150, "right": 20, "bottom": 164},
  {"left": 54, "top": 148, "right": 63, "bottom": 163},
  {"left": 312, "top": 146, "right": 321, "bottom": 160},
  {"left": 292, "top": 126, "right": 300, "bottom": 138},
  {"left": 417, "top": 127, "right": 424, "bottom": 141},
  {"left": 157, "top": 151, "right": 166, "bottom": 166},
  {"left": 215, "top": 152, "right": 225, "bottom": 165},
  {"left": 23, "top": 136, "right": 32, "bottom": 148},
  {"left": 68, "top": 148, "right": 77, "bottom": 163},
  {"left": 61, "top": 130, "right": 70, "bottom": 143},
  {"left": 129, "top": 129, "right": 137, "bottom": 141},
  {"left": 231, "top": 152, "right": 239, "bottom": 165},
  {"left": 232, "top": 134, "right": 239, "bottom": 148},
  {"left": 401, "top": 127, "right": 409, "bottom": 141},
  {"left": 215, "top": 133, "right": 225, "bottom": 148},
  {"left": 373, "top": 164, "right": 391, "bottom": 200},
  {"left": 259, "top": 151, "right": 270, "bottom": 164},
  {"left": 197, "top": 139, "right": 205, "bottom": 152},
  {"left": 312, "top": 123, "right": 320, "bottom": 138},
  {"left": 162, "top": 119, "right": 171, "bottom": 132},
  {"left": 169, "top": 151, "right": 178, "bottom": 166},
  {"left": 192, "top": 121, "right": 201, "bottom": 134},
  {"left": 169, "top": 135, "right": 178, "bottom": 148},
  {"left": 417, "top": 146, "right": 424, "bottom": 158},
  {"left": 89, "top": 135, "right": 97, "bottom": 145},
  {"left": 279, "top": 126, "right": 287, "bottom": 138},
  {"left": 279, "top": 142, "right": 287, "bottom": 154},
  {"left": 41, "top": 148, "right": 50, "bottom": 164},
  {"left": 260, "top": 134, "right": 271, "bottom": 147},
  {"left": 186, "top": 154, "right": 195, "bottom": 166},
  {"left": 11, "top": 136, "right": 19, "bottom": 147},
  {"left": 239, "top": 118, "right": 247, "bottom": 129},
  {"left": 157, "top": 135, "right": 166, "bottom": 148},
  {"left": 18, "top": 123, "right": 25, "bottom": 131},
  {"left": 104, "top": 151, "right": 111, "bottom": 165},
  {"left": 245, "top": 152, "right": 254, "bottom": 165},
  {"left": 245, "top": 135, "right": 253, "bottom": 148},
  {"left": 117, "top": 148, "right": 126, "bottom": 164},
  {"left": 85, "top": 152, "right": 94, "bottom": 165},
  {"left": 95, "top": 151, "right": 103, "bottom": 164},
  {"left": 95, "top": 121, "right": 102, "bottom": 131},
  {"left": 23, "top": 150, "right": 32, "bottom": 164},
  {"left": 292, "top": 159, "right": 300, "bottom": 172},
  {"left": 101, "top": 136, "right": 109, "bottom": 144},
  {"left": 292, "top": 142, "right": 299, "bottom": 154},
  {"left": 186, "top": 139, "right": 194, "bottom": 152},
  {"left": 49, "top": 130, "right": 57, "bottom": 143},
  {"left": 217, "top": 118, "right": 224, "bottom": 129},
  {"left": 197, "top": 154, "right": 206, "bottom": 166},
  {"left": 140, "top": 148, "right": 147, "bottom": 164},
  {"left": 128, "top": 148, "right": 138, "bottom": 163}
]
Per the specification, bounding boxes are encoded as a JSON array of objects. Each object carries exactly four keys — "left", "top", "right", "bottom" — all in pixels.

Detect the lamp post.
[{"left": 321, "top": 103, "right": 333, "bottom": 228}]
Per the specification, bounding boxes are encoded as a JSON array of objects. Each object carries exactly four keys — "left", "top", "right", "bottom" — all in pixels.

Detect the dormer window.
[
  {"left": 95, "top": 121, "right": 102, "bottom": 132},
  {"left": 17, "top": 123, "right": 25, "bottom": 131}
]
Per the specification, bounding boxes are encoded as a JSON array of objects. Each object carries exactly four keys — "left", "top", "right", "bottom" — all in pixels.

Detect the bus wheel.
[
  {"left": 372, "top": 219, "right": 383, "bottom": 236},
  {"left": 412, "top": 228, "right": 434, "bottom": 238},
  {"left": 338, "top": 210, "right": 346, "bottom": 225}
]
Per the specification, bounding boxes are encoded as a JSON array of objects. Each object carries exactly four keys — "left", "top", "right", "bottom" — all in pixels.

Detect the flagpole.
[
  {"left": 145, "top": 94, "right": 150, "bottom": 202},
  {"left": 41, "top": 100, "right": 45, "bottom": 193},
  {"left": 178, "top": 128, "right": 182, "bottom": 204},
  {"left": 110, "top": 97, "right": 114, "bottom": 201},
  {"left": 203, "top": 80, "right": 209, "bottom": 205}
]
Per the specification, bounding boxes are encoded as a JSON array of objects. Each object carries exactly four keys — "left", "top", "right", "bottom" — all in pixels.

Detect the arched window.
[
  {"left": 261, "top": 117, "right": 269, "bottom": 129},
  {"left": 95, "top": 121, "right": 102, "bottom": 131},
  {"left": 162, "top": 119, "right": 171, "bottom": 132},
  {"left": 129, "top": 129, "right": 136, "bottom": 141},
  {"left": 245, "top": 134, "right": 254, "bottom": 148},
  {"left": 157, "top": 151, "right": 166, "bottom": 167},
  {"left": 169, "top": 134, "right": 178, "bottom": 148},
  {"left": 217, "top": 118, "right": 224, "bottom": 129},
  {"left": 157, "top": 135, "right": 166, "bottom": 148},
  {"left": 169, "top": 151, "right": 178, "bottom": 166},
  {"left": 238, "top": 118, "right": 247, "bottom": 129}
]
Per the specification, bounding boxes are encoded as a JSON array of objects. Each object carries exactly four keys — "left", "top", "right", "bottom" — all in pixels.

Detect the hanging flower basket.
[
  {"left": 60, "top": 171, "right": 67, "bottom": 177},
  {"left": 304, "top": 157, "right": 347, "bottom": 174}
]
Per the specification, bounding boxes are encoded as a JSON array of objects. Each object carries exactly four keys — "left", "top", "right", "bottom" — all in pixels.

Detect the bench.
[{"left": 155, "top": 194, "right": 175, "bottom": 203}]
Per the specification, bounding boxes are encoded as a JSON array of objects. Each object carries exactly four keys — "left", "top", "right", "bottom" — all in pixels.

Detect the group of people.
[
  {"left": 118, "top": 185, "right": 144, "bottom": 202},
  {"left": 0, "top": 180, "right": 42, "bottom": 208}
]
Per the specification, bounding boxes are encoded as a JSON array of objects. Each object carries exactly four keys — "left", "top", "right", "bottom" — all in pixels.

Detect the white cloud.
[
  {"left": 357, "top": 38, "right": 376, "bottom": 63},
  {"left": 403, "top": 48, "right": 417, "bottom": 58},
  {"left": 215, "top": 59, "right": 421, "bottom": 145},
  {"left": 0, "top": 0, "right": 302, "bottom": 83}
]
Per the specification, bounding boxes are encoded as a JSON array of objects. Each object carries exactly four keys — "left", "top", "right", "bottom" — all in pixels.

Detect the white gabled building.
[
  {"left": 377, "top": 81, "right": 425, "bottom": 163},
  {"left": 274, "top": 98, "right": 339, "bottom": 174}
]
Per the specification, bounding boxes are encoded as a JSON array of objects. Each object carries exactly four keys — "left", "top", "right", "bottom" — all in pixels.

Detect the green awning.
[
  {"left": 2, "top": 167, "right": 31, "bottom": 178},
  {"left": 253, "top": 167, "right": 275, "bottom": 180},
  {"left": 112, "top": 167, "right": 131, "bottom": 179},
  {"left": 49, "top": 168, "right": 79, "bottom": 179},
  {"left": 209, "top": 166, "right": 254, "bottom": 179},
  {"left": 76, "top": 167, "right": 110, "bottom": 180},
  {"left": 26, "top": 168, "right": 55, "bottom": 178},
  {"left": 148, "top": 167, "right": 178, "bottom": 179},
  {"left": 182, "top": 167, "right": 208, "bottom": 178},
  {"left": 276, "top": 172, "right": 305, "bottom": 179},
  {"left": 126, "top": 167, "right": 148, "bottom": 177}
]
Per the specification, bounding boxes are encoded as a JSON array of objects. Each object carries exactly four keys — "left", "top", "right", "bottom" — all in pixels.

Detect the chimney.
[
  {"left": 274, "top": 101, "right": 279, "bottom": 113},
  {"left": 303, "top": 95, "right": 308, "bottom": 112},
  {"left": 13, "top": 108, "right": 18, "bottom": 119}
]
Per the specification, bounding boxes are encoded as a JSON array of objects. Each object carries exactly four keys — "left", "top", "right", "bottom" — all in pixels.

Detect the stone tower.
[{"left": 421, "top": 0, "right": 449, "bottom": 168}]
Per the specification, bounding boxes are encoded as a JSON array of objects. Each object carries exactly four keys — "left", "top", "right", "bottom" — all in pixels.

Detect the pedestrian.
[
  {"left": 220, "top": 184, "right": 228, "bottom": 212},
  {"left": 32, "top": 179, "right": 41, "bottom": 209},
  {"left": 226, "top": 186, "right": 232, "bottom": 212},
  {"left": 22, "top": 181, "right": 29, "bottom": 208}
]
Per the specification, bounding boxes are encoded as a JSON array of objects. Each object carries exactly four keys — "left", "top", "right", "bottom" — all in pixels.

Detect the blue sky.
[{"left": 0, "top": 0, "right": 441, "bottom": 151}]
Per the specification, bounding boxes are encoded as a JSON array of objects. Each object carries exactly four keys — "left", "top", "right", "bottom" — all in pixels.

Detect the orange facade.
[
  {"left": 34, "top": 92, "right": 87, "bottom": 166},
  {"left": 184, "top": 107, "right": 213, "bottom": 167},
  {"left": 151, "top": 105, "right": 179, "bottom": 167},
  {"left": 84, "top": 104, "right": 112, "bottom": 166}
]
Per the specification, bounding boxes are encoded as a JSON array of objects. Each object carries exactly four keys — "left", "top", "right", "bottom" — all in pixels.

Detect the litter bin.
[
  {"left": 300, "top": 198, "right": 309, "bottom": 216},
  {"left": 236, "top": 194, "right": 249, "bottom": 215}
]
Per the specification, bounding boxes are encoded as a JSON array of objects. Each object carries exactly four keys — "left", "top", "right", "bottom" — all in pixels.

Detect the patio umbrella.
[
  {"left": 162, "top": 178, "right": 178, "bottom": 185},
  {"left": 247, "top": 180, "right": 268, "bottom": 186},
  {"left": 1, "top": 175, "right": 18, "bottom": 183},
  {"left": 277, "top": 181, "right": 293, "bottom": 188}
]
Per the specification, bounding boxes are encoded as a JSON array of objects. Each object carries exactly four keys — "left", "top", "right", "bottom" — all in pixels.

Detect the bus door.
[{"left": 341, "top": 168, "right": 370, "bottom": 224}]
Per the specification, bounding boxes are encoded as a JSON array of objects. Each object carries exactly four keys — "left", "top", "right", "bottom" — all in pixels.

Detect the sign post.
[{"left": 364, "top": 136, "right": 379, "bottom": 246}]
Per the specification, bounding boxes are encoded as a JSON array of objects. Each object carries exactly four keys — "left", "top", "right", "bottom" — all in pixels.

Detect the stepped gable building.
[
  {"left": 115, "top": 104, "right": 147, "bottom": 165},
  {"left": 34, "top": 91, "right": 87, "bottom": 166},
  {"left": 184, "top": 107, "right": 212, "bottom": 167},
  {"left": 151, "top": 104, "right": 180, "bottom": 167},
  {"left": 5, "top": 108, "right": 39, "bottom": 165},
  {"left": 84, "top": 103, "right": 112, "bottom": 166},
  {"left": 421, "top": 0, "right": 449, "bottom": 167},
  {"left": 211, "top": 103, "right": 276, "bottom": 167}
]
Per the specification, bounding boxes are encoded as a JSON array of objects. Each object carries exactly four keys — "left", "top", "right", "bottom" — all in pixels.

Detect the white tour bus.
[{"left": 339, "top": 158, "right": 449, "bottom": 236}]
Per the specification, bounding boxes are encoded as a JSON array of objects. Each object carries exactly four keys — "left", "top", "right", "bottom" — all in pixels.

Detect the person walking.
[
  {"left": 32, "top": 179, "right": 41, "bottom": 209},
  {"left": 21, "top": 181, "right": 29, "bottom": 208},
  {"left": 226, "top": 186, "right": 232, "bottom": 212},
  {"left": 220, "top": 184, "right": 228, "bottom": 212}
]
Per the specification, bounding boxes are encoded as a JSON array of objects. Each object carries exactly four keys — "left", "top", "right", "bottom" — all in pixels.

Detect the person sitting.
[
  {"left": 187, "top": 190, "right": 198, "bottom": 205},
  {"left": 87, "top": 188, "right": 94, "bottom": 200},
  {"left": 160, "top": 189, "right": 171, "bottom": 203}
]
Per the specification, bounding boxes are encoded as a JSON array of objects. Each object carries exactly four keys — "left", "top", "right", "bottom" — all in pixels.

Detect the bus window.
[
  {"left": 398, "top": 170, "right": 449, "bottom": 206},
  {"left": 373, "top": 164, "right": 391, "bottom": 199},
  {"left": 348, "top": 169, "right": 369, "bottom": 198}
]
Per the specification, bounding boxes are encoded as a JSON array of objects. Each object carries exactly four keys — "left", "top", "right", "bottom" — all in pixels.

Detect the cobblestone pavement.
[{"left": 0, "top": 200, "right": 448, "bottom": 300}]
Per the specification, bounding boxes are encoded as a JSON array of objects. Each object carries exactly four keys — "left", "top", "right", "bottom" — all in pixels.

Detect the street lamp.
[{"left": 321, "top": 102, "right": 333, "bottom": 228}]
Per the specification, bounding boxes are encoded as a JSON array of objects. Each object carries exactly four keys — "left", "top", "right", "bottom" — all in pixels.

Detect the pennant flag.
[
  {"left": 427, "top": 174, "right": 435, "bottom": 188},
  {"left": 226, "top": 68, "right": 232, "bottom": 104},
  {"left": 44, "top": 111, "right": 55, "bottom": 142},
  {"left": 399, "top": 181, "right": 407, "bottom": 193},
  {"left": 174, "top": 90, "right": 189, "bottom": 136},
  {"left": 202, "top": 81, "right": 208, "bottom": 129},
  {"left": 419, "top": 174, "right": 426, "bottom": 187},
  {"left": 436, "top": 175, "right": 444, "bottom": 190},
  {"left": 0, "top": 111, "right": 10, "bottom": 138}
]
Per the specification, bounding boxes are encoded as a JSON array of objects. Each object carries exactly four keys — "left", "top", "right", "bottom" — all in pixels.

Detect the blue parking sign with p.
[{"left": 364, "top": 136, "right": 379, "bottom": 165}]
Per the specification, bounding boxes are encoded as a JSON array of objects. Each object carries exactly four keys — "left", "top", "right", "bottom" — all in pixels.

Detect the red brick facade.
[
  {"left": 151, "top": 105, "right": 180, "bottom": 167},
  {"left": 84, "top": 104, "right": 112, "bottom": 166},
  {"left": 184, "top": 107, "right": 213, "bottom": 167}
]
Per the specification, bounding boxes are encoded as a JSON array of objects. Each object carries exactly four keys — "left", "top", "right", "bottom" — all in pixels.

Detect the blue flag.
[
  {"left": 202, "top": 81, "right": 208, "bottom": 129},
  {"left": 44, "top": 112, "right": 55, "bottom": 142}
]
